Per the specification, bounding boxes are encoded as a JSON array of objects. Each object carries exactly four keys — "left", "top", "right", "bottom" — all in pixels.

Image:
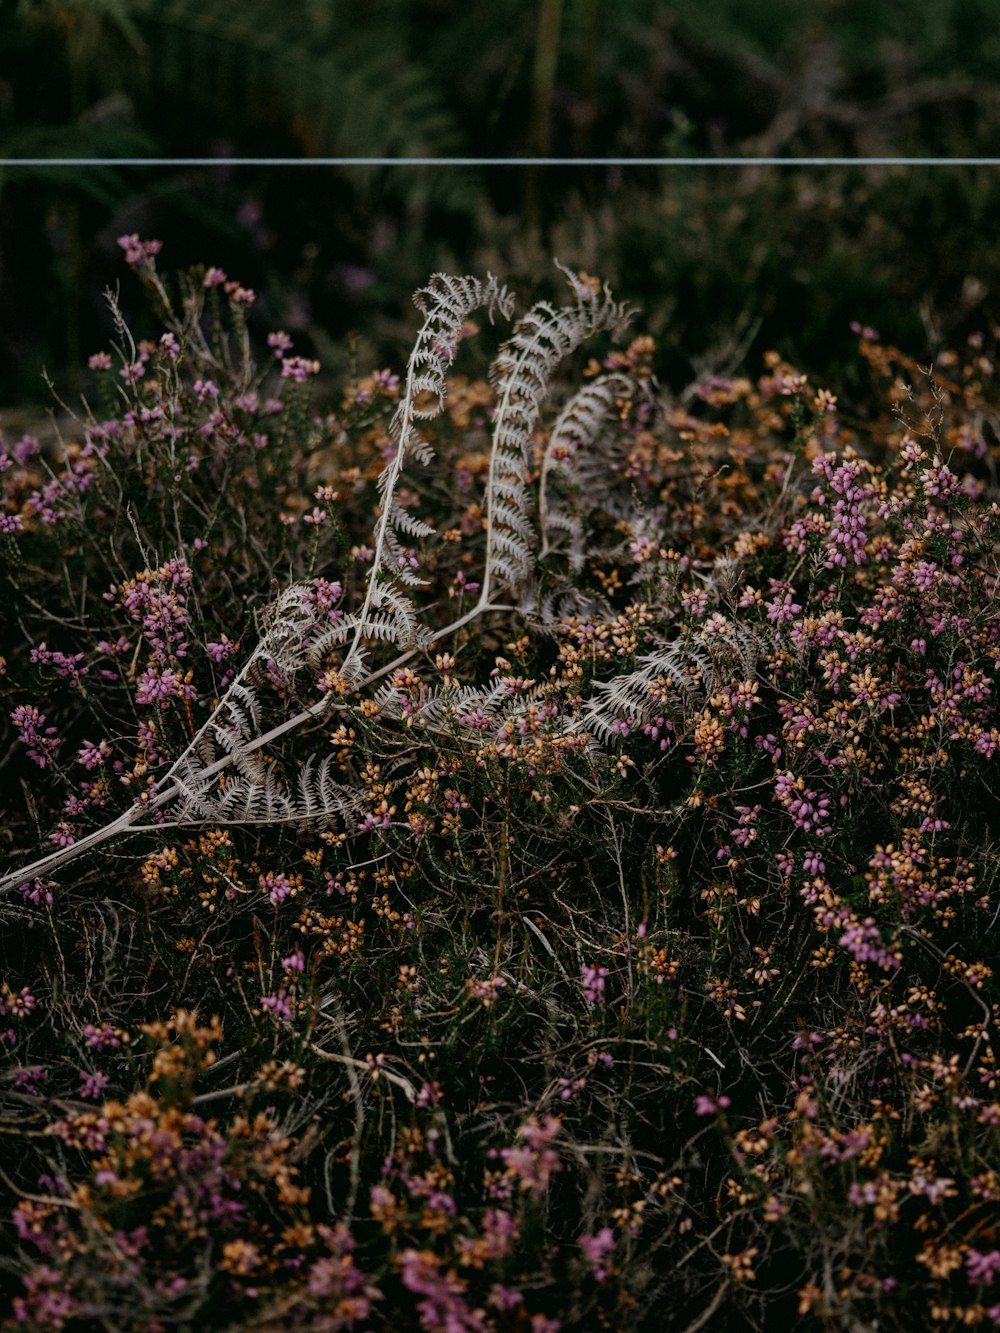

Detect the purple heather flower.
[
  {"left": 78, "top": 1070, "right": 109, "bottom": 1100},
  {"left": 260, "top": 988, "right": 293, "bottom": 1022},
  {"left": 694, "top": 1092, "right": 731, "bottom": 1117},
  {"left": 267, "top": 330, "right": 293, "bottom": 356},
  {"left": 83, "top": 1022, "right": 121, "bottom": 1051},
  {"left": 117, "top": 233, "right": 162, "bottom": 269},
  {"left": 416, "top": 1080, "right": 442, "bottom": 1108},
  {"left": 838, "top": 917, "right": 900, "bottom": 972},
  {"left": 1, "top": 986, "right": 36, "bottom": 1019},
  {"left": 579, "top": 1227, "right": 616, "bottom": 1281},
  {"left": 580, "top": 963, "right": 608, "bottom": 1006},
  {"left": 260, "top": 872, "right": 293, "bottom": 906},
  {"left": 205, "top": 636, "right": 237, "bottom": 663},
  {"left": 10, "top": 705, "right": 59, "bottom": 768},
  {"left": 77, "top": 739, "right": 112, "bottom": 770},
  {"left": 135, "top": 666, "right": 192, "bottom": 708},
  {"left": 280, "top": 356, "right": 320, "bottom": 383}
]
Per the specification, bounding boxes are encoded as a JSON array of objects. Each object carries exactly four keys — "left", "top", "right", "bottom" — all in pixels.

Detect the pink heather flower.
[
  {"left": 773, "top": 770, "right": 832, "bottom": 835},
  {"left": 581, "top": 963, "right": 608, "bottom": 1006},
  {"left": 83, "top": 1022, "right": 121, "bottom": 1051},
  {"left": 88, "top": 351, "right": 112, "bottom": 371},
  {"left": 680, "top": 588, "right": 709, "bottom": 617},
  {"left": 117, "top": 233, "right": 162, "bottom": 268},
  {"left": 20, "top": 880, "right": 54, "bottom": 906},
  {"left": 500, "top": 1115, "right": 562, "bottom": 1199},
  {"left": 765, "top": 580, "right": 802, "bottom": 625},
  {"left": 811, "top": 455, "right": 873, "bottom": 568},
  {"left": 135, "top": 666, "right": 191, "bottom": 708},
  {"left": 480, "top": 1208, "right": 518, "bottom": 1260},
  {"left": 838, "top": 917, "right": 900, "bottom": 971},
  {"left": 267, "top": 331, "right": 293, "bottom": 356},
  {"left": 31, "top": 642, "right": 88, "bottom": 685},
  {"left": 630, "top": 534, "right": 657, "bottom": 562},
  {"left": 579, "top": 1227, "right": 616, "bottom": 1281},
  {"left": 203, "top": 266, "right": 227, "bottom": 288},
  {"left": 260, "top": 872, "right": 293, "bottom": 906},
  {"left": 280, "top": 356, "right": 320, "bottom": 383},
  {"left": 224, "top": 279, "right": 255, "bottom": 305},
  {"left": 694, "top": 1092, "right": 732, "bottom": 1117},
  {"left": 10, "top": 705, "right": 59, "bottom": 768},
  {"left": 281, "top": 949, "right": 305, "bottom": 973},
  {"left": 14, "top": 1066, "right": 47, "bottom": 1090},
  {"left": 304, "top": 577, "right": 343, "bottom": 620},
  {"left": 642, "top": 715, "right": 673, "bottom": 750},
  {"left": 458, "top": 707, "right": 492, "bottom": 731},
  {"left": 205, "top": 636, "right": 237, "bottom": 663},
  {"left": 306, "top": 1225, "right": 378, "bottom": 1313},
  {"left": 451, "top": 569, "right": 480, "bottom": 595},
  {"left": 78, "top": 1070, "right": 109, "bottom": 1100},
  {"left": 77, "top": 739, "right": 112, "bottom": 770},
  {"left": 0, "top": 513, "right": 22, "bottom": 533},
  {"left": 398, "top": 1249, "right": 487, "bottom": 1332},
  {"left": 260, "top": 988, "right": 293, "bottom": 1023},
  {"left": 967, "top": 1249, "right": 1000, "bottom": 1285},
  {"left": 468, "top": 975, "right": 507, "bottom": 1005},
  {"left": 1, "top": 987, "right": 36, "bottom": 1019},
  {"left": 416, "top": 1080, "right": 442, "bottom": 1108},
  {"left": 558, "top": 1076, "right": 586, "bottom": 1101},
  {"left": 193, "top": 379, "right": 219, "bottom": 402},
  {"left": 359, "top": 808, "right": 393, "bottom": 834},
  {"left": 791, "top": 1032, "right": 824, "bottom": 1051}
]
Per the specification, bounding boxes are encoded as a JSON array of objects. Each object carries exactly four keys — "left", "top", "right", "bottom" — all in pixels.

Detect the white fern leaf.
[
  {"left": 479, "top": 266, "right": 633, "bottom": 608},
  {"left": 344, "top": 272, "right": 514, "bottom": 674}
]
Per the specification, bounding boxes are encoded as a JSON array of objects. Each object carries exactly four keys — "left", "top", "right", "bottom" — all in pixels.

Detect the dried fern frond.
[
  {"left": 344, "top": 273, "right": 514, "bottom": 674},
  {"left": 479, "top": 266, "right": 634, "bottom": 609},
  {"left": 579, "top": 636, "right": 719, "bottom": 744},
  {"left": 538, "top": 371, "right": 637, "bottom": 572},
  {"left": 0, "top": 264, "right": 649, "bottom": 898}
]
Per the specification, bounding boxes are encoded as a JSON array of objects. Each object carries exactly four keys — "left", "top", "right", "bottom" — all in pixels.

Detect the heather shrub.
[{"left": 1, "top": 244, "right": 999, "bottom": 1330}]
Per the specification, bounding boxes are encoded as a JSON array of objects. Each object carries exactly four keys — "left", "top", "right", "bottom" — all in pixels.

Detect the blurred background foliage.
[{"left": 1, "top": 0, "right": 1000, "bottom": 404}]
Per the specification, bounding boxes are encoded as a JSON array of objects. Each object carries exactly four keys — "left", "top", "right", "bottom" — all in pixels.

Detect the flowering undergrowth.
[{"left": 1, "top": 242, "right": 1000, "bottom": 1330}]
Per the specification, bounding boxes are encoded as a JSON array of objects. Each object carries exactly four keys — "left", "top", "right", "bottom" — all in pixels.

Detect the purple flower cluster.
[
  {"left": 580, "top": 963, "right": 608, "bottom": 1006},
  {"left": 838, "top": 917, "right": 900, "bottom": 971},
  {"left": 10, "top": 704, "right": 59, "bottom": 768},
  {"left": 812, "top": 453, "right": 873, "bottom": 568},
  {"left": 774, "top": 770, "right": 832, "bottom": 835}
]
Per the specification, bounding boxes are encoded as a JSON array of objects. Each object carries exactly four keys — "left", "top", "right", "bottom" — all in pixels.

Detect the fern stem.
[
  {"left": 345, "top": 367, "right": 422, "bottom": 670},
  {"left": 163, "top": 598, "right": 517, "bottom": 786},
  {"left": 0, "top": 601, "right": 517, "bottom": 897},
  {"left": 0, "top": 804, "right": 149, "bottom": 898}
]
